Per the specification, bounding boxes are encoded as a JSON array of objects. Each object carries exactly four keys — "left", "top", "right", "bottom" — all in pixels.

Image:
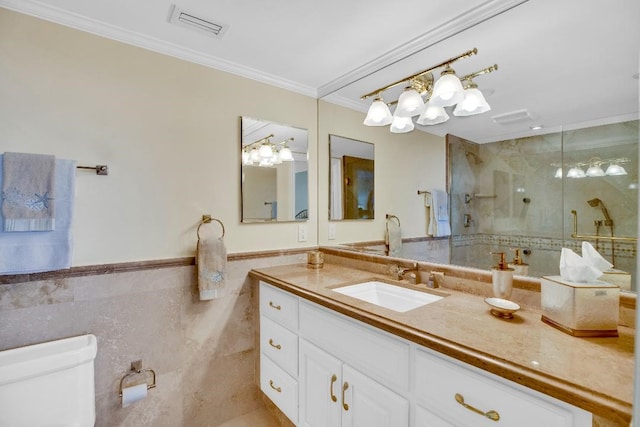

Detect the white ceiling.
[{"left": 2, "top": 0, "right": 638, "bottom": 143}]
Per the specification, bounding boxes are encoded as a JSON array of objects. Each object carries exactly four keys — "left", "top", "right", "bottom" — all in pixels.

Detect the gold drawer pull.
[
  {"left": 330, "top": 374, "right": 338, "bottom": 402},
  {"left": 269, "top": 380, "right": 282, "bottom": 393},
  {"left": 268, "top": 339, "right": 282, "bottom": 350},
  {"left": 342, "top": 381, "right": 350, "bottom": 411},
  {"left": 269, "top": 301, "right": 281, "bottom": 310},
  {"left": 455, "top": 393, "right": 500, "bottom": 422}
]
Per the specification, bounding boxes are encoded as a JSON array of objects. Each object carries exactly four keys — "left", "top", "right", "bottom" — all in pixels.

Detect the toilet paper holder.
[{"left": 118, "top": 360, "right": 157, "bottom": 396}]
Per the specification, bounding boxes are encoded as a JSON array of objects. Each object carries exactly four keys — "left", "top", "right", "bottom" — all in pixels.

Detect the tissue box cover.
[{"left": 541, "top": 276, "right": 619, "bottom": 337}]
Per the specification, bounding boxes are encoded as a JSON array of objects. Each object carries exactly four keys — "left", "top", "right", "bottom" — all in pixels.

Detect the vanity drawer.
[
  {"left": 414, "top": 348, "right": 590, "bottom": 427},
  {"left": 260, "top": 282, "right": 298, "bottom": 331},
  {"left": 260, "top": 353, "right": 298, "bottom": 425},
  {"left": 260, "top": 315, "right": 298, "bottom": 377},
  {"left": 299, "top": 300, "right": 409, "bottom": 393}
]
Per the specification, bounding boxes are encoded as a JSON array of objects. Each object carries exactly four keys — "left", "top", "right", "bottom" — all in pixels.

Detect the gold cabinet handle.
[
  {"left": 342, "top": 381, "right": 350, "bottom": 411},
  {"left": 455, "top": 393, "right": 500, "bottom": 421},
  {"left": 268, "top": 339, "right": 281, "bottom": 350},
  {"left": 269, "top": 380, "right": 281, "bottom": 393},
  {"left": 269, "top": 301, "right": 281, "bottom": 310},
  {"left": 330, "top": 374, "right": 338, "bottom": 402}
]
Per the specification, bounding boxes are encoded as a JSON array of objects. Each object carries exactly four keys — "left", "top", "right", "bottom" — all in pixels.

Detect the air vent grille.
[
  {"left": 491, "top": 109, "right": 532, "bottom": 125},
  {"left": 168, "top": 5, "right": 229, "bottom": 39}
]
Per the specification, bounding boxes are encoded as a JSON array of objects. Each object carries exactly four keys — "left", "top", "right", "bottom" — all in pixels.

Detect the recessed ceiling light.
[{"left": 530, "top": 125, "right": 544, "bottom": 130}]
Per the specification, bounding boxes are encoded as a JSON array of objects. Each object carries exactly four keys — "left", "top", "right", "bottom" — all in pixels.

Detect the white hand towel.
[
  {"left": 197, "top": 233, "right": 227, "bottom": 300},
  {"left": 430, "top": 190, "right": 451, "bottom": 237},
  {"left": 385, "top": 216, "right": 402, "bottom": 255}
]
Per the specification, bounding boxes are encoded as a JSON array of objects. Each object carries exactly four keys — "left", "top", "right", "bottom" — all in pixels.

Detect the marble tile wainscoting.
[{"left": 0, "top": 250, "right": 307, "bottom": 427}]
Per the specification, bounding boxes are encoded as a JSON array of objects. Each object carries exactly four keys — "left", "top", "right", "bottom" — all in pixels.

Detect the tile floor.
[{"left": 217, "top": 408, "right": 281, "bottom": 427}]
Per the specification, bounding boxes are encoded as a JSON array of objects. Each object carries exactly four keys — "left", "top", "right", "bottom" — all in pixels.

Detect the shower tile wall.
[
  {"left": 449, "top": 120, "right": 638, "bottom": 287},
  {"left": 0, "top": 252, "right": 305, "bottom": 426}
]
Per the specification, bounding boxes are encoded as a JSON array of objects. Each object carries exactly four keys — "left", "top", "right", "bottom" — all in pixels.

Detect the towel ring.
[{"left": 197, "top": 215, "right": 225, "bottom": 240}]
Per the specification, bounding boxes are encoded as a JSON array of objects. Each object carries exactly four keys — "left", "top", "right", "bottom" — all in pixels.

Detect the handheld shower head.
[{"left": 587, "top": 198, "right": 613, "bottom": 224}]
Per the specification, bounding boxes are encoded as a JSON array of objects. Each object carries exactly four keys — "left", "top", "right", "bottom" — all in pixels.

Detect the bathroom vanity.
[{"left": 250, "top": 258, "right": 634, "bottom": 427}]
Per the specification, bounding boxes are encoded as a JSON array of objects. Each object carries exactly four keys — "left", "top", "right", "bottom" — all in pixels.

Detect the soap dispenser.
[
  {"left": 508, "top": 248, "right": 529, "bottom": 276},
  {"left": 490, "top": 252, "right": 514, "bottom": 300}
]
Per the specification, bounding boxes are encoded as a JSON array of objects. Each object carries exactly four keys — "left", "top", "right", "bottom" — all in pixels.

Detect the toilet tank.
[{"left": 0, "top": 334, "right": 98, "bottom": 427}]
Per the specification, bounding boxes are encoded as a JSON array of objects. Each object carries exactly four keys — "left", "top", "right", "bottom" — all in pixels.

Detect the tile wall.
[{"left": 0, "top": 252, "right": 306, "bottom": 427}]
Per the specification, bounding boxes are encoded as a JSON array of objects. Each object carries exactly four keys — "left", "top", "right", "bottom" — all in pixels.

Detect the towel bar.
[
  {"left": 76, "top": 164, "right": 108, "bottom": 175},
  {"left": 197, "top": 215, "right": 225, "bottom": 240}
]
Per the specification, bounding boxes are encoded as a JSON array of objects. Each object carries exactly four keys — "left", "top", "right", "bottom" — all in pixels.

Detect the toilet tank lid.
[{"left": 0, "top": 334, "right": 97, "bottom": 387}]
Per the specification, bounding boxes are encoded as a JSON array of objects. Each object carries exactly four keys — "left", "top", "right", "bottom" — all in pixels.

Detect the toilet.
[{"left": 0, "top": 334, "right": 98, "bottom": 427}]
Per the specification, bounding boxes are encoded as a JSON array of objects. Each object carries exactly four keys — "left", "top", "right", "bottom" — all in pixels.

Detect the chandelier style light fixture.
[
  {"left": 552, "top": 157, "right": 630, "bottom": 179},
  {"left": 242, "top": 134, "right": 295, "bottom": 167},
  {"left": 361, "top": 48, "right": 497, "bottom": 133}
]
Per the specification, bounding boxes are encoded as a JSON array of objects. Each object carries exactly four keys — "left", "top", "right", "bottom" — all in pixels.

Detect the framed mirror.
[
  {"left": 329, "top": 135, "right": 375, "bottom": 220},
  {"left": 241, "top": 117, "right": 309, "bottom": 222}
]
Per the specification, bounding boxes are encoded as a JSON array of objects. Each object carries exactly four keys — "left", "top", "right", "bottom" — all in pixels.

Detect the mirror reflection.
[
  {"left": 449, "top": 120, "right": 638, "bottom": 290},
  {"left": 329, "top": 135, "right": 375, "bottom": 220},
  {"left": 241, "top": 117, "right": 308, "bottom": 222}
]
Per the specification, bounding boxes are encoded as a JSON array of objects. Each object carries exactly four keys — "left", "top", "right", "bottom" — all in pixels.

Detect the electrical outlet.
[
  {"left": 298, "top": 224, "right": 307, "bottom": 242},
  {"left": 328, "top": 223, "right": 336, "bottom": 240}
]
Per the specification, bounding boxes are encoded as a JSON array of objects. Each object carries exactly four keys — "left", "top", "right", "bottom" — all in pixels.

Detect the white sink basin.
[{"left": 332, "top": 281, "right": 443, "bottom": 312}]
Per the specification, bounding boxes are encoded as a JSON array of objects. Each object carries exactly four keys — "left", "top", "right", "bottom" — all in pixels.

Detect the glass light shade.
[
  {"left": 258, "top": 158, "right": 272, "bottom": 167},
  {"left": 586, "top": 165, "right": 606, "bottom": 177},
  {"left": 390, "top": 116, "right": 415, "bottom": 133},
  {"left": 566, "top": 167, "right": 586, "bottom": 178},
  {"left": 430, "top": 72, "right": 465, "bottom": 107},
  {"left": 258, "top": 143, "right": 273, "bottom": 159},
  {"left": 394, "top": 88, "right": 425, "bottom": 118},
  {"left": 606, "top": 164, "right": 628, "bottom": 175},
  {"left": 271, "top": 153, "right": 282, "bottom": 164},
  {"left": 554, "top": 167, "right": 563, "bottom": 178},
  {"left": 363, "top": 99, "right": 393, "bottom": 126},
  {"left": 278, "top": 146, "right": 294, "bottom": 162},
  {"left": 453, "top": 88, "right": 491, "bottom": 116},
  {"left": 416, "top": 103, "right": 449, "bottom": 125},
  {"left": 242, "top": 150, "right": 252, "bottom": 165},
  {"left": 249, "top": 148, "right": 260, "bottom": 163}
]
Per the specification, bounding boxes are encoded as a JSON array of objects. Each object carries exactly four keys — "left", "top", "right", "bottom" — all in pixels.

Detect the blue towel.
[
  {"left": 0, "top": 155, "right": 76, "bottom": 275},
  {"left": 2, "top": 152, "right": 56, "bottom": 231}
]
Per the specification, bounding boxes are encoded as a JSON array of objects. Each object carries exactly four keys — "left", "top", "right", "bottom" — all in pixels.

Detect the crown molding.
[
  {"left": 0, "top": 0, "right": 318, "bottom": 98},
  {"left": 317, "top": 0, "right": 529, "bottom": 98}
]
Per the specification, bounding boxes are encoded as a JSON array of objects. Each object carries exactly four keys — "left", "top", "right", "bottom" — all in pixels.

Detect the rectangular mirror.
[
  {"left": 241, "top": 117, "right": 308, "bottom": 222},
  {"left": 329, "top": 135, "right": 375, "bottom": 220}
]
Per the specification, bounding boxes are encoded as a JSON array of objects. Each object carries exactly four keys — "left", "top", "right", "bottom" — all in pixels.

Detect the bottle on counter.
[
  {"left": 508, "top": 248, "right": 529, "bottom": 276},
  {"left": 490, "top": 252, "right": 514, "bottom": 300}
]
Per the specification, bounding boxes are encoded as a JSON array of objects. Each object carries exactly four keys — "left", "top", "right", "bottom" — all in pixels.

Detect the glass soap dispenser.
[{"left": 490, "top": 252, "right": 514, "bottom": 300}]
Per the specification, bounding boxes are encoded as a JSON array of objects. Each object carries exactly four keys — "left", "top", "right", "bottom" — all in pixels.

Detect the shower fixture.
[
  {"left": 587, "top": 198, "right": 613, "bottom": 226},
  {"left": 464, "top": 151, "right": 483, "bottom": 164}
]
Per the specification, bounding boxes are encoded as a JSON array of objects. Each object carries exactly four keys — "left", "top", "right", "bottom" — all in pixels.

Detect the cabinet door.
[
  {"left": 299, "top": 340, "right": 342, "bottom": 427},
  {"left": 415, "top": 405, "right": 456, "bottom": 427},
  {"left": 341, "top": 364, "right": 409, "bottom": 427}
]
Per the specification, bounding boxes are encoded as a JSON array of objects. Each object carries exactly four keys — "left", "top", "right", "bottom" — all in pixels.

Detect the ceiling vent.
[
  {"left": 168, "top": 5, "right": 229, "bottom": 39},
  {"left": 491, "top": 109, "right": 533, "bottom": 125}
]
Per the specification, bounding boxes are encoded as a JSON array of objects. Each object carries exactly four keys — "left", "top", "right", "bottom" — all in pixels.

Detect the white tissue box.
[{"left": 541, "top": 276, "right": 619, "bottom": 337}]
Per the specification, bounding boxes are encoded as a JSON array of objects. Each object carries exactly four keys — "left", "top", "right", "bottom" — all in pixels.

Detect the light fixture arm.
[
  {"left": 360, "top": 48, "right": 478, "bottom": 100},
  {"left": 460, "top": 64, "right": 498, "bottom": 82},
  {"left": 244, "top": 133, "right": 275, "bottom": 150}
]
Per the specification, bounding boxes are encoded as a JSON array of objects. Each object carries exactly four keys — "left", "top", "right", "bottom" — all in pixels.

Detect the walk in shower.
[{"left": 449, "top": 120, "right": 638, "bottom": 290}]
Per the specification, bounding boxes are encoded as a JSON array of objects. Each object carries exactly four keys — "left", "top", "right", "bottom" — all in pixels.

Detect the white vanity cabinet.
[
  {"left": 298, "top": 331, "right": 409, "bottom": 427},
  {"left": 413, "top": 348, "right": 592, "bottom": 427},
  {"left": 258, "top": 280, "right": 592, "bottom": 427},
  {"left": 259, "top": 282, "right": 299, "bottom": 425}
]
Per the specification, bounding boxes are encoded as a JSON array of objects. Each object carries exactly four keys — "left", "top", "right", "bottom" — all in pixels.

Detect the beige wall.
[
  {"left": 317, "top": 100, "right": 446, "bottom": 245},
  {"left": 0, "top": 8, "right": 318, "bottom": 265}
]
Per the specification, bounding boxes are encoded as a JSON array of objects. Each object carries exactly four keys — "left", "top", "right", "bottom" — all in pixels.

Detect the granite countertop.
[{"left": 250, "top": 262, "right": 635, "bottom": 425}]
